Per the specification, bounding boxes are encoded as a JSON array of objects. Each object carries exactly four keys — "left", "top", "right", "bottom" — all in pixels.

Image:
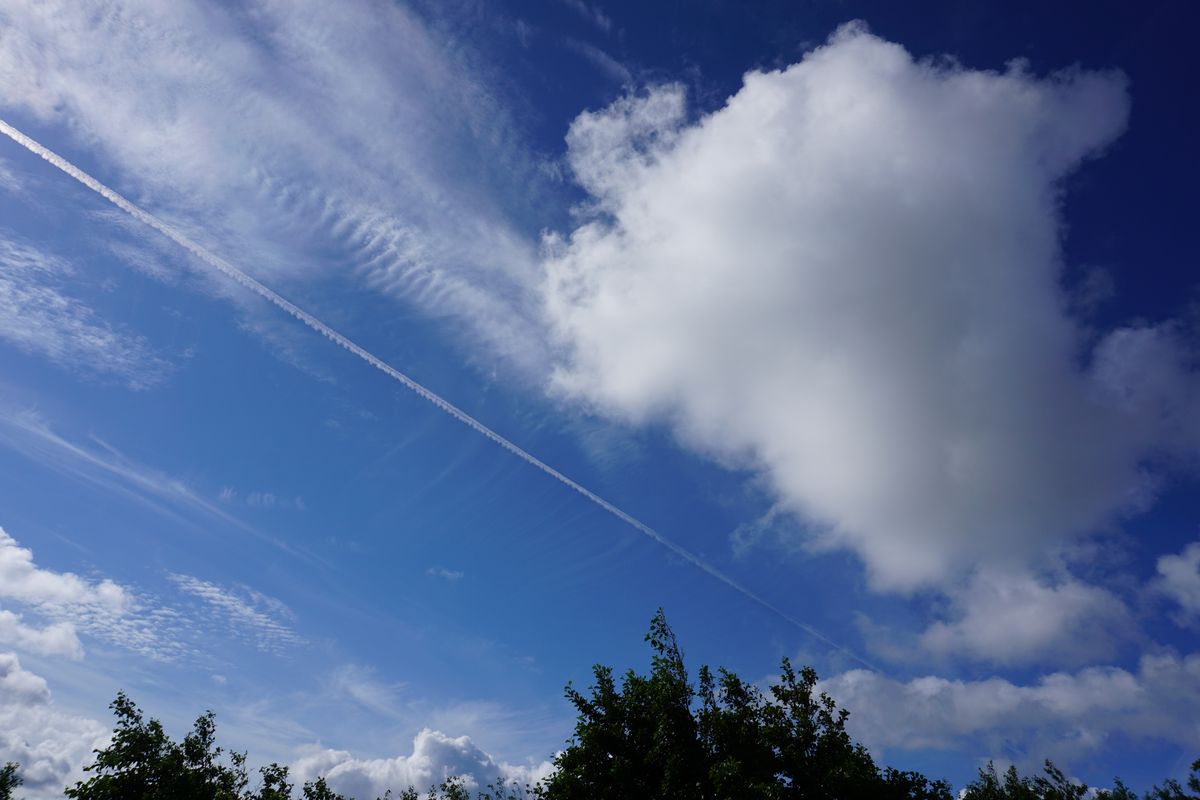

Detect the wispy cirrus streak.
[{"left": 0, "top": 117, "right": 877, "bottom": 671}]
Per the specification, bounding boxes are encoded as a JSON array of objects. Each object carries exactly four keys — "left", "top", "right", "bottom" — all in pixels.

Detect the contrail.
[{"left": 0, "top": 118, "right": 878, "bottom": 672}]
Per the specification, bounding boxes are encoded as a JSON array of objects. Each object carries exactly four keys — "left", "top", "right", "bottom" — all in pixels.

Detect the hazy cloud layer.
[
  {"left": 543, "top": 23, "right": 1195, "bottom": 590},
  {"left": 0, "top": 234, "right": 168, "bottom": 387},
  {"left": 0, "top": 408, "right": 295, "bottom": 558},
  {"left": 169, "top": 574, "right": 304, "bottom": 655},
  {"left": 0, "top": 0, "right": 550, "bottom": 375},
  {"left": 822, "top": 651, "right": 1200, "bottom": 766}
]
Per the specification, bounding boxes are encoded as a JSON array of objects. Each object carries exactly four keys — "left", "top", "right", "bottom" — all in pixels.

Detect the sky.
[{"left": 0, "top": 0, "right": 1198, "bottom": 796}]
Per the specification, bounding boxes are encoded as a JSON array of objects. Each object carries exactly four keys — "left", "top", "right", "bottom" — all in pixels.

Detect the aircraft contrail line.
[{"left": 0, "top": 117, "right": 879, "bottom": 672}]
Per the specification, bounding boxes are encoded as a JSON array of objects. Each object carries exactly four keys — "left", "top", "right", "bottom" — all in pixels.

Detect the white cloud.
[
  {"left": 0, "top": 234, "right": 169, "bottom": 387},
  {"left": 0, "top": 0, "right": 551, "bottom": 376},
  {"left": 821, "top": 651, "right": 1200, "bottom": 766},
  {"left": 0, "top": 652, "right": 108, "bottom": 798},
  {"left": 564, "top": 39, "right": 631, "bottom": 84},
  {"left": 328, "top": 664, "right": 406, "bottom": 719},
  {"left": 292, "top": 729, "right": 553, "bottom": 799},
  {"left": 918, "top": 568, "right": 1131, "bottom": 666},
  {"left": 0, "top": 525, "right": 191, "bottom": 661},
  {"left": 0, "top": 610, "right": 82, "bottom": 660},
  {"left": 217, "top": 487, "right": 306, "bottom": 510},
  {"left": 561, "top": 0, "right": 613, "bottom": 33},
  {"left": 0, "top": 157, "right": 23, "bottom": 192},
  {"left": 169, "top": 573, "right": 304, "bottom": 655},
  {"left": 0, "top": 526, "right": 127, "bottom": 613},
  {"left": 1156, "top": 541, "right": 1200, "bottom": 623},
  {"left": 427, "top": 567, "right": 465, "bottom": 582},
  {"left": 541, "top": 23, "right": 1196, "bottom": 591}
]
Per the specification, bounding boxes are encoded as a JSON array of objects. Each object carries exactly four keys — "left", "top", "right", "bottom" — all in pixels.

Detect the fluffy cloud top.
[
  {"left": 918, "top": 568, "right": 1131, "bottom": 666},
  {"left": 292, "top": 729, "right": 553, "bottom": 799},
  {"left": 0, "top": 526, "right": 128, "bottom": 614},
  {"left": 0, "top": 525, "right": 168, "bottom": 661},
  {"left": 543, "top": 23, "right": 1194, "bottom": 590},
  {"left": 821, "top": 651, "right": 1200, "bottom": 765},
  {"left": 0, "top": 652, "right": 108, "bottom": 798},
  {"left": 1156, "top": 541, "right": 1200, "bottom": 622},
  {"left": 0, "top": 611, "right": 82, "bottom": 660}
]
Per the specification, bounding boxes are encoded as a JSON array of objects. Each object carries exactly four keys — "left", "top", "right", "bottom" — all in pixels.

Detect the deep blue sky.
[{"left": 1, "top": 1, "right": 1199, "bottom": 796}]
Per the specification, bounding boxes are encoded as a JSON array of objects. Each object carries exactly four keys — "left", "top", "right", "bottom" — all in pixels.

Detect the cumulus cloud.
[
  {"left": 0, "top": 527, "right": 127, "bottom": 612},
  {"left": 918, "top": 568, "right": 1132, "bottom": 666},
  {"left": 821, "top": 651, "right": 1200, "bottom": 766},
  {"left": 0, "top": 652, "right": 108, "bottom": 798},
  {"left": 0, "top": 509, "right": 303, "bottom": 666},
  {"left": 0, "top": 610, "right": 82, "bottom": 660},
  {"left": 542, "top": 22, "right": 1196, "bottom": 590},
  {"left": 0, "top": 524, "right": 193, "bottom": 661},
  {"left": 0, "top": 234, "right": 169, "bottom": 387},
  {"left": 1156, "top": 541, "right": 1200, "bottom": 623},
  {"left": 292, "top": 729, "right": 553, "bottom": 799}
]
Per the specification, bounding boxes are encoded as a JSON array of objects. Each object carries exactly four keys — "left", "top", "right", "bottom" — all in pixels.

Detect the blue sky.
[{"left": 1, "top": 0, "right": 1199, "bottom": 796}]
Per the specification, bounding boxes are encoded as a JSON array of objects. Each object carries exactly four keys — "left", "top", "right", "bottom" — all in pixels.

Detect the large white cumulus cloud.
[
  {"left": 292, "top": 729, "right": 553, "bottom": 799},
  {"left": 543, "top": 23, "right": 1191, "bottom": 590},
  {"left": 0, "top": 652, "right": 108, "bottom": 798}
]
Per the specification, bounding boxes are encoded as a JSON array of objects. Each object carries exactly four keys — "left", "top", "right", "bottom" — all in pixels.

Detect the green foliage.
[
  {"left": 1, "top": 762, "right": 22, "bottom": 800},
  {"left": 1096, "top": 778, "right": 1143, "bottom": 800},
  {"left": 10, "top": 618, "right": 1199, "bottom": 800},
  {"left": 961, "top": 758, "right": 1200, "bottom": 800},
  {"left": 64, "top": 692, "right": 248, "bottom": 800},
  {"left": 1135, "top": 758, "right": 1200, "bottom": 800},
  {"left": 61, "top": 692, "right": 341, "bottom": 800},
  {"left": 379, "top": 778, "right": 483, "bottom": 800},
  {"left": 542, "top": 608, "right": 952, "bottom": 800},
  {"left": 302, "top": 776, "right": 349, "bottom": 800},
  {"left": 959, "top": 760, "right": 1091, "bottom": 800}
]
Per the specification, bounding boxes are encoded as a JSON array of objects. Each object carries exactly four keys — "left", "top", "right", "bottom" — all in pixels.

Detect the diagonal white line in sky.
[{"left": 0, "top": 117, "right": 880, "bottom": 672}]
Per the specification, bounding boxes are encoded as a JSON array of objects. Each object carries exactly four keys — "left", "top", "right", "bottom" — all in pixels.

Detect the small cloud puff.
[{"left": 426, "top": 567, "right": 465, "bottom": 582}]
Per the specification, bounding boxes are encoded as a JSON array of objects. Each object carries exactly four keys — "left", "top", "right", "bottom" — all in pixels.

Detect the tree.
[
  {"left": 1140, "top": 758, "right": 1200, "bottom": 800},
  {"left": 64, "top": 692, "right": 248, "bottom": 800},
  {"left": 11, "top": 619, "right": 1196, "bottom": 800},
  {"left": 302, "top": 777, "right": 349, "bottom": 800},
  {"left": 0, "top": 763, "right": 21, "bottom": 800},
  {"left": 61, "top": 691, "right": 326, "bottom": 800},
  {"left": 960, "top": 757, "right": 1200, "bottom": 800},
  {"left": 542, "top": 609, "right": 951, "bottom": 800}
]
